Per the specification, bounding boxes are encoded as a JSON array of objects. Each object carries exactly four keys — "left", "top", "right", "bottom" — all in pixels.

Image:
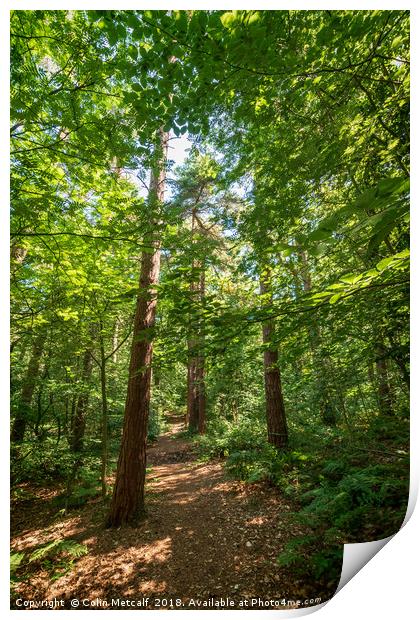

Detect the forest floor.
[{"left": 11, "top": 415, "right": 333, "bottom": 610}]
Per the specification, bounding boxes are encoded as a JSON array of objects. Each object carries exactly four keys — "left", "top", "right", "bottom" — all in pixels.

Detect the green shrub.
[
  {"left": 276, "top": 457, "right": 408, "bottom": 585},
  {"left": 199, "top": 413, "right": 409, "bottom": 588},
  {"left": 11, "top": 439, "right": 76, "bottom": 484},
  {"left": 197, "top": 416, "right": 268, "bottom": 460},
  {"left": 53, "top": 484, "right": 101, "bottom": 509},
  {"left": 147, "top": 406, "right": 162, "bottom": 442},
  {"left": 300, "top": 462, "right": 408, "bottom": 539}
]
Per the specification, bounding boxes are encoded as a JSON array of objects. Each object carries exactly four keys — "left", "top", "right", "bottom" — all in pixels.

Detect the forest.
[{"left": 10, "top": 9, "right": 409, "bottom": 610}]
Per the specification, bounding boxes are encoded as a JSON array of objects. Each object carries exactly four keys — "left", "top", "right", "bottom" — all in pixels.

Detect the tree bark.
[
  {"left": 187, "top": 211, "right": 206, "bottom": 433},
  {"left": 187, "top": 328, "right": 206, "bottom": 434},
  {"left": 260, "top": 270, "right": 288, "bottom": 448},
  {"left": 71, "top": 347, "right": 93, "bottom": 452},
  {"left": 187, "top": 357, "right": 199, "bottom": 432},
  {"left": 187, "top": 209, "right": 199, "bottom": 433},
  {"left": 112, "top": 317, "right": 120, "bottom": 364},
  {"left": 99, "top": 324, "right": 109, "bottom": 498},
  {"left": 197, "top": 269, "right": 206, "bottom": 434},
  {"left": 11, "top": 332, "right": 46, "bottom": 442},
  {"left": 107, "top": 129, "right": 168, "bottom": 527},
  {"left": 10, "top": 244, "right": 28, "bottom": 276}
]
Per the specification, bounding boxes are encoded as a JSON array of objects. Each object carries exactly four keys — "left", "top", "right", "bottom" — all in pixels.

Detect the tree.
[
  {"left": 11, "top": 331, "right": 46, "bottom": 442},
  {"left": 107, "top": 130, "right": 169, "bottom": 526},
  {"left": 10, "top": 11, "right": 409, "bottom": 548},
  {"left": 260, "top": 268, "right": 288, "bottom": 448},
  {"left": 70, "top": 347, "right": 94, "bottom": 453}
]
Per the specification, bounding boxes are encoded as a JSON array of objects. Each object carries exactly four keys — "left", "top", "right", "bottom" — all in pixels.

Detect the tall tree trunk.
[
  {"left": 187, "top": 208, "right": 200, "bottom": 433},
  {"left": 99, "top": 329, "right": 108, "bottom": 498},
  {"left": 67, "top": 356, "right": 80, "bottom": 444},
  {"left": 260, "top": 270, "right": 288, "bottom": 448},
  {"left": 197, "top": 268, "right": 206, "bottom": 434},
  {"left": 187, "top": 356, "right": 199, "bottom": 432},
  {"left": 64, "top": 372, "right": 69, "bottom": 437},
  {"left": 388, "top": 332, "right": 409, "bottom": 388},
  {"left": 107, "top": 129, "right": 168, "bottom": 527},
  {"left": 112, "top": 317, "right": 120, "bottom": 364},
  {"left": 69, "top": 393, "right": 77, "bottom": 443},
  {"left": 359, "top": 228, "right": 401, "bottom": 413},
  {"left": 11, "top": 332, "right": 45, "bottom": 442},
  {"left": 35, "top": 388, "right": 43, "bottom": 438},
  {"left": 187, "top": 212, "right": 206, "bottom": 434},
  {"left": 196, "top": 358, "right": 206, "bottom": 433},
  {"left": 71, "top": 347, "right": 93, "bottom": 452}
]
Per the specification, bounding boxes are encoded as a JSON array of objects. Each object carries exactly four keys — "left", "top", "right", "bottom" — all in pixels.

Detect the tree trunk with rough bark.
[
  {"left": 197, "top": 269, "right": 206, "bottom": 434},
  {"left": 107, "top": 130, "right": 168, "bottom": 527},
  {"left": 260, "top": 270, "right": 288, "bottom": 448},
  {"left": 11, "top": 332, "right": 46, "bottom": 442},
  {"left": 187, "top": 356, "right": 199, "bottom": 432},
  {"left": 99, "top": 326, "right": 109, "bottom": 498},
  {"left": 71, "top": 348, "right": 93, "bottom": 452},
  {"left": 187, "top": 210, "right": 206, "bottom": 434},
  {"left": 112, "top": 317, "right": 120, "bottom": 364},
  {"left": 187, "top": 210, "right": 201, "bottom": 432}
]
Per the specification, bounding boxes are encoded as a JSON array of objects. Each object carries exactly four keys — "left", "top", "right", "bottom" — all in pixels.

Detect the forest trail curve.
[{"left": 11, "top": 415, "right": 315, "bottom": 608}]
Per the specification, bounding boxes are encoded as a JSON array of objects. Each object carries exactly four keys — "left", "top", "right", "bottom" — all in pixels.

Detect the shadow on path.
[{"left": 11, "top": 415, "right": 334, "bottom": 609}]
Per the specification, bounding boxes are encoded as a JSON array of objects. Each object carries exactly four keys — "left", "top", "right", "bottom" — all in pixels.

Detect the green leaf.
[
  {"left": 392, "top": 35, "right": 404, "bottom": 49},
  {"left": 377, "top": 176, "right": 409, "bottom": 197},
  {"left": 128, "top": 44, "right": 138, "bottom": 60},
  {"left": 127, "top": 13, "right": 139, "bottom": 30},
  {"left": 108, "top": 26, "right": 118, "bottom": 47},
  {"left": 246, "top": 12, "right": 260, "bottom": 27},
  {"left": 29, "top": 540, "right": 62, "bottom": 563},
  {"left": 309, "top": 227, "right": 333, "bottom": 242},
  {"left": 220, "top": 11, "right": 237, "bottom": 29},
  {"left": 11, "top": 552, "right": 25, "bottom": 575},
  {"left": 339, "top": 273, "right": 363, "bottom": 285},
  {"left": 376, "top": 257, "right": 394, "bottom": 271},
  {"left": 329, "top": 293, "right": 342, "bottom": 304}
]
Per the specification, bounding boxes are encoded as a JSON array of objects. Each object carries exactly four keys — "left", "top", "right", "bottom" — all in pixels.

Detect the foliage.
[
  {"left": 282, "top": 427, "right": 408, "bottom": 581},
  {"left": 199, "top": 413, "right": 408, "bottom": 583},
  {"left": 10, "top": 7, "right": 409, "bottom": 594},
  {"left": 11, "top": 439, "right": 77, "bottom": 484},
  {"left": 197, "top": 417, "right": 268, "bottom": 460},
  {"left": 11, "top": 539, "right": 88, "bottom": 584},
  {"left": 147, "top": 407, "right": 163, "bottom": 442}
]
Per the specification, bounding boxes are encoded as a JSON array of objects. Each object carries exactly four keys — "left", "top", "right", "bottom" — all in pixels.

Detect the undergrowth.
[
  {"left": 197, "top": 414, "right": 409, "bottom": 586},
  {"left": 11, "top": 538, "right": 88, "bottom": 590}
]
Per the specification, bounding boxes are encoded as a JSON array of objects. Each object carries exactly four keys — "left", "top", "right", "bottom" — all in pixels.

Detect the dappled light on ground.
[{"left": 11, "top": 416, "right": 335, "bottom": 608}]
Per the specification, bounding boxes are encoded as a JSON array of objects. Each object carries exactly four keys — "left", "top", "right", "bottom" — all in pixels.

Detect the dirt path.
[{"left": 11, "top": 416, "right": 327, "bottom": 609}]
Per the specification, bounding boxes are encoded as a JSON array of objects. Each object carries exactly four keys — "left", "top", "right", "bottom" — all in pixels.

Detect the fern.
[
  {"left": 10, "top": 552, "right": 25, "bottom": 576},
  {"left": 11, "top": 538, "right": 89, "bottom": 590},
  {"left": 28, "top": 539, "right": 88, "bottom": 564},
  {"left": 58, "top": 540, "right": 88, "bottom": 558},
  {"left": 28, "top": 540, "right": 63, "bottom": 563},
  {"left": 322, "top": 460, "right": 347, "bottom": 480}
]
